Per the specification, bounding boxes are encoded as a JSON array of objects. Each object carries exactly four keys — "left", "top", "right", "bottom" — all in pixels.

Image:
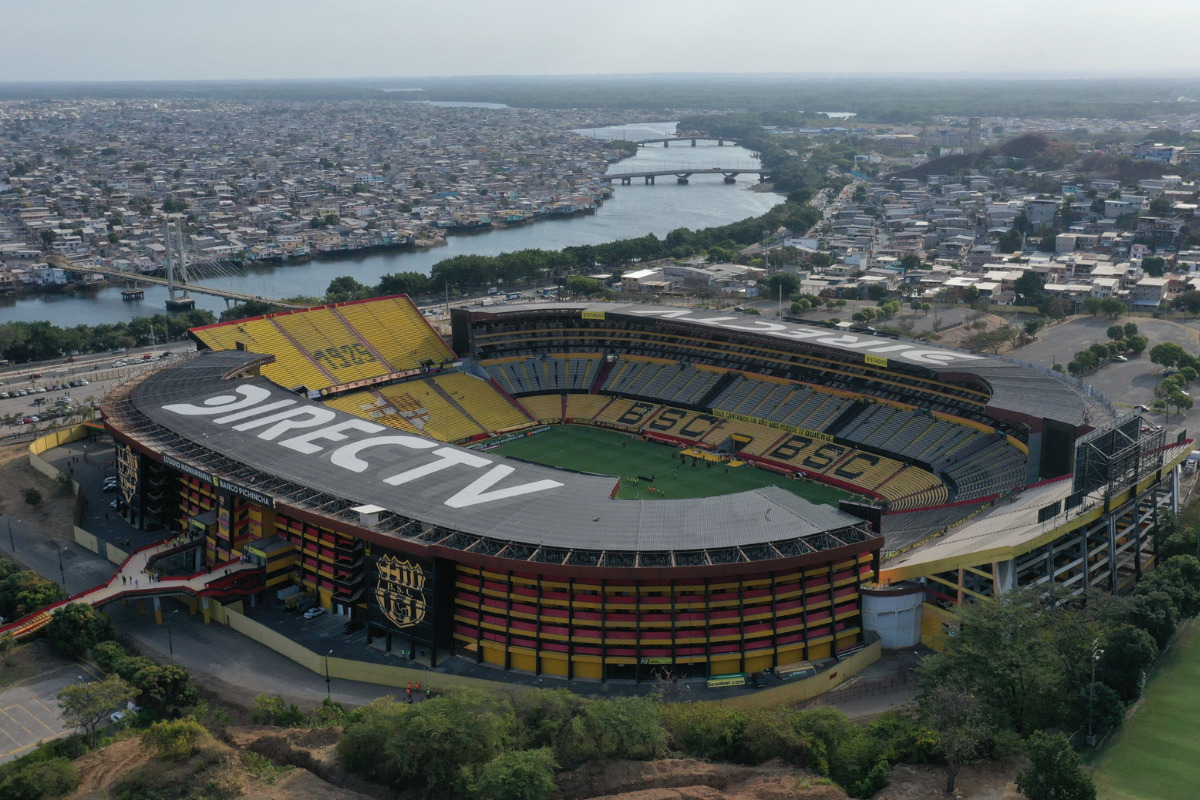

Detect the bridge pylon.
[{"left": 163, "top": 219, "right": 196, "bottom": 310}]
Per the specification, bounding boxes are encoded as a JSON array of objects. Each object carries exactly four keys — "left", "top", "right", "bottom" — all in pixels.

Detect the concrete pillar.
[
  {"left": 691, "top": 139, "right": 696, "bottom": 147},
  {"left": 1171, "top": 467, "right": 1180, "bottom": 514},
  {"left": 153, "top": 595, "right": 162, "bottom": 625},
  {"left": 201, "top": 596, "right": 211, "bottom": 624},
  {"left": 1107, "top": 513, "right": 1119, "bottom": 593},
  {"left": 993, "top": 560, "right": 1016, "bottom": 595}
]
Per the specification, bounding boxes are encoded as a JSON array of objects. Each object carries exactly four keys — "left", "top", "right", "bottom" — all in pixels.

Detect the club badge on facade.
[{"left": 375, "top": 555, "right": 426, "bottom": 628}]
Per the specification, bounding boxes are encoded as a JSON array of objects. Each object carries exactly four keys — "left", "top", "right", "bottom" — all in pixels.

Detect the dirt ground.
[
  {"left": 933, "top": 312, "right": 1020, "bottom": 353},
  {"left": 556, "top": 759, "right": 848, "bottom": 800},
  {"left": 556, "top": 758, "right": 1021, "bottom": 800},
  {"left": 0, "top": 638, "right": 67, "bottom": 688},
  {"left": 64, "top": 731, "right": 1023, "bottom": 800},
  {"left": 0, "top": 441, "right": 76, "bottom": 535},
  {"left": 68, "top": 726, "right": 389, "bottom": 800},
  {"left": 876, "top": 762, "right": 1022, "bottom": 800}
]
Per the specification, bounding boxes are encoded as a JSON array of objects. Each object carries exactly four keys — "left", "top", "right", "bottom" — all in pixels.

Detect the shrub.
[
  {"left": 92, "top": 640, "right": 127, "bottom": 672},
  {"left": 473, "top": 748, "right": 557, "bottom": 800},
  {"left": 251, "top": 694, "right": 306, "bottom": 727},
  {"left": 658, "top": 703, "right": 747, "bottom": 762},
  {"left": 741, "top": 709, "right": 814, "bottom": 766},
  {"left": 307, "top": 697, "right": 348, "bottom": 728},
  {"left": 0, "top": 757, "right": 79, "bottom": 800},
  {"left": 337, "top": 696, "right": 408, "bottom": 782},
  {"left": 142, "top": 719, "right": 205, "bottom": 761},
  {"left": 1015, "top": 731, "right": 1095, "bottom": 800}
]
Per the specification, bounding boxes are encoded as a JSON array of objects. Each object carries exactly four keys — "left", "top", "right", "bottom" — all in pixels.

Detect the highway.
[{"left": 0, "top": 342, "right": 196, "bottom": 435}]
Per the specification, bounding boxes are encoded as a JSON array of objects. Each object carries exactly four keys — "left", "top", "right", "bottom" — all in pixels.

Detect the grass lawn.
[
  {"left": 492, "top": 424, "right": 850, "bottom": 506},
  {"left": 1093, "top": 619, "right": 1200, "bottom": 800}
]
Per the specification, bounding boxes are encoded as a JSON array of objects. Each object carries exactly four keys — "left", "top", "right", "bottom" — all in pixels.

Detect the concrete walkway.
[{"left": 0, "top": 537, "right": 259, "bottom": 639}]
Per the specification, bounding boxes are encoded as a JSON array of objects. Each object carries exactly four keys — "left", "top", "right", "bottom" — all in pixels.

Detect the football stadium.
[{"left": 98, "top": 295, "right": 1192, "bottom": 682}]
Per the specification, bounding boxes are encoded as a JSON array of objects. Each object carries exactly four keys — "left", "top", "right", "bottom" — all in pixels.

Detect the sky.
[{"left": 4, "top": 0, "right": 1199, "bottom": 82}]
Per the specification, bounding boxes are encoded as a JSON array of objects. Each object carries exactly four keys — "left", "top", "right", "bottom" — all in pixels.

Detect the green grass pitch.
[
  {"left": 1093, "top": 620, "right": 1200, "bottom": 800},
  {"left": 491, "top": 424, "right": 850, "bottom": 506}
]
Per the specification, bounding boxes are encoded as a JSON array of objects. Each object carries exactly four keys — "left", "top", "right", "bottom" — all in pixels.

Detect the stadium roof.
[
  {"left": 114, "top": 351, "right": 871, "bottom": 560},
  {"left": 469, "top": 302, "right": 1115, "bottom": 428}
]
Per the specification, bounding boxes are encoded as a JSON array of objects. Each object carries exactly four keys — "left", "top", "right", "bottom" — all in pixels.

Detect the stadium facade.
[{"left": 100, "top": 296, "right": 1191, "bottom": 682}]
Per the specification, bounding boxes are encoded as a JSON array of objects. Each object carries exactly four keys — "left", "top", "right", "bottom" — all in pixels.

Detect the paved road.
[
  {"left": 0, "top": 666, "right": 95, "bottom": 764},
  {"left": 1012, "top": 316, "right": 1200, "bottom": 437}
]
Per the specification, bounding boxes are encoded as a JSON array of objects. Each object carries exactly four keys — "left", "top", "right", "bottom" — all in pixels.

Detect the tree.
[
  {"left": 1099, "top": 624, "right": 1157, "bottom": 703},
  {"left": 1013, "top": 271, "right": 1046, "bottom": 307},
  {"left": 474, "top": 748, "right": 558, "bottom": 800},
  {"left": 1174, "top": 290, "right": 1200, "bottom": 316},
  {"left": 1083, "top": 296, "right": 1103, "bottom": 316},
  {"left": 131, "top": 663, "right": 198, "bottom": 720},
  {"left": 0, "top": 569, "right": 63, "bottom": 619},
  {"left": 58, "top": 674, "right": 135, "bottom": 747},
  {"left": 0, "top": 633, "right": 14, "bottom": 666},
  {"left": 377, "top": 271, "right": 430, "bottom": 297},
  {"left": 1100, "top": 298, "right": 1125, "bottom": 318},
  {"left": 44, "top": 603, "right": 115, "bottom": 660},
  {"left": 998, "top": 229, "right": 1024, "bottom": 254},
  {"left": 1015, "top": 731, "right": 1096, "bottom": 800},
  {"left": 1123, "top": 322, "right": 1139, "bottom": 338},
  {"left": 1107, "top": 324, "right": 1126, "bottom": 341},
  {"left": 381, "top": 689, "right": 515, "bottom": 796},
  {"left": 325, "top": 276, "right": 368, "bottom": 303},
  {"left": 1025, "top": 318, "right": 1045, "bottom": 338},
  {"left": 22, "top": 487, "right": 42, "bottom": 508},
  {"left": 923, "top": 685, "right": 991, "bottom": 793},
  {"left": 1126, "top": 334, "right": 1149, "bottom": 355},
  {"left": 1150, "top": 342, "right": 1188, "bottom": 369},
  {"left": 762, "top": 272, "right": 800, "bottom": 298},
  {"left": 567, "top": 275, "right": 604, "bottom": 296},
  {"left": 1141, "top": 256, "right": 1166, "bottom": 277},
  {"left": 1125, "top": 590, "right": 1179, "bottom": 649},
  {"left": 916, "top": 589, "right": 1086, "bottom": 735}
]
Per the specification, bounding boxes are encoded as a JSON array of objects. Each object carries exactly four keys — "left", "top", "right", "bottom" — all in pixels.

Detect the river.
[{"left": 1, "top": 122, "right": 783, "bottom": 326}]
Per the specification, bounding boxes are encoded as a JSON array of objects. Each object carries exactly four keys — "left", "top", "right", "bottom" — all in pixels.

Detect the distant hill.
[{"left": 889, "top": 134, "right": 1078, "bottom": 180}]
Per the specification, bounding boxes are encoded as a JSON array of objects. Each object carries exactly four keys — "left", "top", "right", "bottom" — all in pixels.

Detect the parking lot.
[{"left": 0, "top": 667, "right": 94, "bottom": 764}]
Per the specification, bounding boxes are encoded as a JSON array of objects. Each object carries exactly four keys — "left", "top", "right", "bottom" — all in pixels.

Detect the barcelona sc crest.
[{"left": 375, "top": 556, "right": 427, "bottom": 629}]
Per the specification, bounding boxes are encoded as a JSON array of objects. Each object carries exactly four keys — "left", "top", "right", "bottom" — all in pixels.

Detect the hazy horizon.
[{"left": 6, "top": 0, "right": 1200, "bottom": 83}]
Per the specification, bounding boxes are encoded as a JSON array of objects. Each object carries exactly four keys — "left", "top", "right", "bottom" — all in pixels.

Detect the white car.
[
  {"left": 303, "top": 607, "right": 326, "bottom": 619},
  {"left": 112, "top": 360, "right": 128, "bottom": 367}
]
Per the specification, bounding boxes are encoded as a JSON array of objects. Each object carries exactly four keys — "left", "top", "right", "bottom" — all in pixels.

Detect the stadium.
[{"left": 99, "top": 295, "right": 1192, "bottom": 683}]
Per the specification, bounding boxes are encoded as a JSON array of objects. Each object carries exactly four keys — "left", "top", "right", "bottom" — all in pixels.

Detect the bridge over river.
[
  {"left": 47, "top": 255, "right": 305, "bottom": 310},
  {"left": 603, "top": 166, "right": 770, "bottom": 185},
  {"left": 634, "top": 135, "right": 728, "bottom": 147}
]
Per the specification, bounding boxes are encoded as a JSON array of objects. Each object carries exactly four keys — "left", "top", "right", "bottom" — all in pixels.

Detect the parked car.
[
  {"left": 303, "top": 607, "right": 326, "bottom": 620},
  {"left": 112, "top": 360, "right": 127, "bottom": 367}
]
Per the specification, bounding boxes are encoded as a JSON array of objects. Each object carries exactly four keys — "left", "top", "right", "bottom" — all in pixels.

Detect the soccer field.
[
  {"left": 491, "top": 425, "right": 851, "bottom": 506},
  {"left": 1093, "top": 620, "right": 1200, "bottom": 800}
]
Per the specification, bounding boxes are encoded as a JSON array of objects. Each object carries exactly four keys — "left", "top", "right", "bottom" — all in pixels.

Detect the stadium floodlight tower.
[
  {"left": 1071, "top": 410, "right": 1166, "bottom": 513},
  {"left": 162, "top": 218, "right": 195, "bottom": 311}
]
